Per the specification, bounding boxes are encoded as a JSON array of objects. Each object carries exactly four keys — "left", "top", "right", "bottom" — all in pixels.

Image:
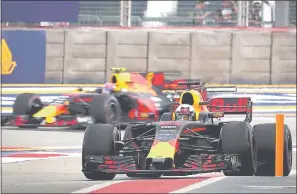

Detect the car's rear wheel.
[
  {"left": 1, "top": 116, "right": 9, "bottom": 126},
  {"left": 253, "top": 123, "right": 292, "bottom": 176},
  {"left": 82, "top": 123, "right": 118, "bottom": 180},
  {"left": 89, "top": 95, "right": 121, "bottom": 125},
  {"left": 219, "top": 121, "right": 257, "bottom": 176}
]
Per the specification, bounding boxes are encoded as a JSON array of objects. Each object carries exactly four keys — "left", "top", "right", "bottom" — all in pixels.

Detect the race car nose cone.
[{"left": 150, "top": 158, "right": 174, "bottom": 170}]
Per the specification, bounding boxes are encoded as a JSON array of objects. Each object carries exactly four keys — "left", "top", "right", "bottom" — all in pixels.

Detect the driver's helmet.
[
  {"left": 102, "top": 83, "right": 115, "bottom": 94},
  {"left": 175, "top": 104, "right": 196, "bottom": 121}
]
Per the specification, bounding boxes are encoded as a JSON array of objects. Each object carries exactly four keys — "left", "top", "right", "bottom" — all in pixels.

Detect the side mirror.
[
  {"left": 140, "top": 113, "right": 155, "bottom": 119},
  {"left": 208, "top": 112, "right": 224, "bottom": 118}
]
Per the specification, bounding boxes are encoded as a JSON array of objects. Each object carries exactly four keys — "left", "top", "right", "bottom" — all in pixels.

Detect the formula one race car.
[
  {"left": 82, "top": 81, "right": 293, "bottom": 180},
  {"left": 8, "top": 68, "right": 172, "bottom": 129}
]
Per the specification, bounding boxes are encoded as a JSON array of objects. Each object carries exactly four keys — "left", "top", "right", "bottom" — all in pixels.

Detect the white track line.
[
  {"left": 29, "top": 146, "right": 82, "bottom": 150},
  {"left": 1, "top": 146, "right": 82, "bottom": 150},
  {"left": 72, "top": 180, "right": 131, "bottom": 193},
  {"left": 2, "top": 152, "right": 81, "bottom": 164},
  {"left": 170, "top": 176, "right": 227, "bottom": 193}
]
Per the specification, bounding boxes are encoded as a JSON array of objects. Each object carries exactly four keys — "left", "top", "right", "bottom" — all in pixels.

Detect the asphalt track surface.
[{"left": 1, "top": 118, "right": 296, "bottom": 193}]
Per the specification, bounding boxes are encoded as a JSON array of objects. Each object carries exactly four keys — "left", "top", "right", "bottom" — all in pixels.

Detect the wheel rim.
[{"left": 30, "top": 97, "right": 43, "bottom": 114}]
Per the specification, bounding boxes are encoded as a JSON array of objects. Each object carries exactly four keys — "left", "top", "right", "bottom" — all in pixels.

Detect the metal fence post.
[
  {"left": 237, "top": 1, "right": 243, "bottom": 26},
  {"left": 120, "top": 0, "right": 131, "bottom": 27},
  {"left": 244, "top": 0, "right": 250, "bottom": 27},
  {"left": 126, "top": 0, "right": 132, "bottom": 27},
  {"left": 120, "top": 0, "right": 124, "bottom": 26}
]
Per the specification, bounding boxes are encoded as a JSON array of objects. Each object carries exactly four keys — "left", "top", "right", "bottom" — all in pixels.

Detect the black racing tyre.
[
  {"left": 68, "top": 103, "right": 88, "bottom": 115},
  {"left": 1, "top": 116, "right": 9, "bottom": 126},
  {"left": 219, "top": 121, "right": 257, "bottom": 176},
  {"left": 253, "top": 123, "right": 292, "bottom": 176},
  {"left": 159, "top": 112, "right": 172, "bottom": 121},
  {"left": 89, "top": 95, "right": 121, "bottom": 125},
  {"left": 82, "top": 123, "right": 118, "bottom": 180},
  {"left": 123, "top": 126, "right": 162, "bottom": 179},
  {"left": 13, "top": 93, "right": 43, "bottom": 116},
  {"left": 69, "top": 124, "right": 87, "bottom": 130},
  {"left": 13, "top": 93, "right": 43, "bottom": 129}
]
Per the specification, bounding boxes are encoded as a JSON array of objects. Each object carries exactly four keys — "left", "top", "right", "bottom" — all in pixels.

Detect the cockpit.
[
  {"left": 50, "top": 96, "right": 70, "bottom": 105},
  {"left": 109, "top": 68, "right": 157, "bottom": 95},
  {"left": 181, "top": 92, "right": 194, "bottom": 106},
  {"left": 175, "top": 104, "right": 196, "bottom": 120},
  {"left": 178, "top": 90, "right": 209, "bottom": 113}
]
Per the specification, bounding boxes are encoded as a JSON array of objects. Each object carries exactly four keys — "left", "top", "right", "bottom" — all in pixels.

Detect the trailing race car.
[
  {"left": 8, "top": 68, "right": 172, "bottom": 129},
  {"left": 81, "top": 81, "right": 292, "bottom": 180}
]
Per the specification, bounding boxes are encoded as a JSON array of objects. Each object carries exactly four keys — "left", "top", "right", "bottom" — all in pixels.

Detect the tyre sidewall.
[
  {"left": 13, "top": 93, "right": 43, "bottom": 116},
  {"left": 253, "top": 123, "right": 292, "bottom": 176},
  {"left": 219, "top": 121, "right": 257, "bottom": 176},
  {"left": 89, "top": 95, "right": 122, "bottom": 125}
]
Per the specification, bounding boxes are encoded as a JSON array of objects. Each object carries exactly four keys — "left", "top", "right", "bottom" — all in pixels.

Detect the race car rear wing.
[
  {"left": 199, "top": 86, "right": 237, "bottom": 101},
  {"left": 206, "top": 97, "right": 253, "bottom": 123}
]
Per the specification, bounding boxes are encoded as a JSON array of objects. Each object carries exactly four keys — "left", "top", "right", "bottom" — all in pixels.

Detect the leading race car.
[
  {"left": 81, "top": 81, "right": 292, "bottom": 180},
  {"left": 7, "top": 68, "right": 173, "bottom": 129}
]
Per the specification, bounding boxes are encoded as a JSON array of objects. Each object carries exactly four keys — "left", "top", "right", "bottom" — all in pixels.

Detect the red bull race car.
[
  {"left": 7, "top": 68, "right": 173, "bottom": 129},
  {"left": 82, "top": 81, "right": 293, "bottom": 180},
  {"left": 6, "top": 68, "right": 235, "bottom": 129}
]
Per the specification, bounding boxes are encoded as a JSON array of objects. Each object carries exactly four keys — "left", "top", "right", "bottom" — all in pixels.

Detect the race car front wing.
[
  {"left": 10, "top": 115, "right": 92, "bottom": 127},
  {"left": 82, "top": 154, "right": 241, "bottom": 174}
]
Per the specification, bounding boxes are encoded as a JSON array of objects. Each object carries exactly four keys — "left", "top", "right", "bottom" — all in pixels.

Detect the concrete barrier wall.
[
  {"left": 231, "top": 32, "right": 272, "bottom": 84},
  {"left": 271, "top": 33, "right": 296, "bottom": 84},
  {"left": 44, "top": 29, "right": 296, "bottom": 84}
]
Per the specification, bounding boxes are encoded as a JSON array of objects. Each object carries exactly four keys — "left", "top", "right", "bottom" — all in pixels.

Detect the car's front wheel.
[
  {"left": 82, "top": 123, "right": 118, "bottom": 180},
  {"left": 219, "top": 121, "right": 257, "bottom": 176}
]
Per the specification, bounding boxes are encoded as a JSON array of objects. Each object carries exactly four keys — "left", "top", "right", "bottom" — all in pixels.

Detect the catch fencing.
[
  {"left": 2, "top": 1, "right": 296, "bottom": 28},
  {"left": 1, "top": 1, "right": 296, "bottom": 85}
]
